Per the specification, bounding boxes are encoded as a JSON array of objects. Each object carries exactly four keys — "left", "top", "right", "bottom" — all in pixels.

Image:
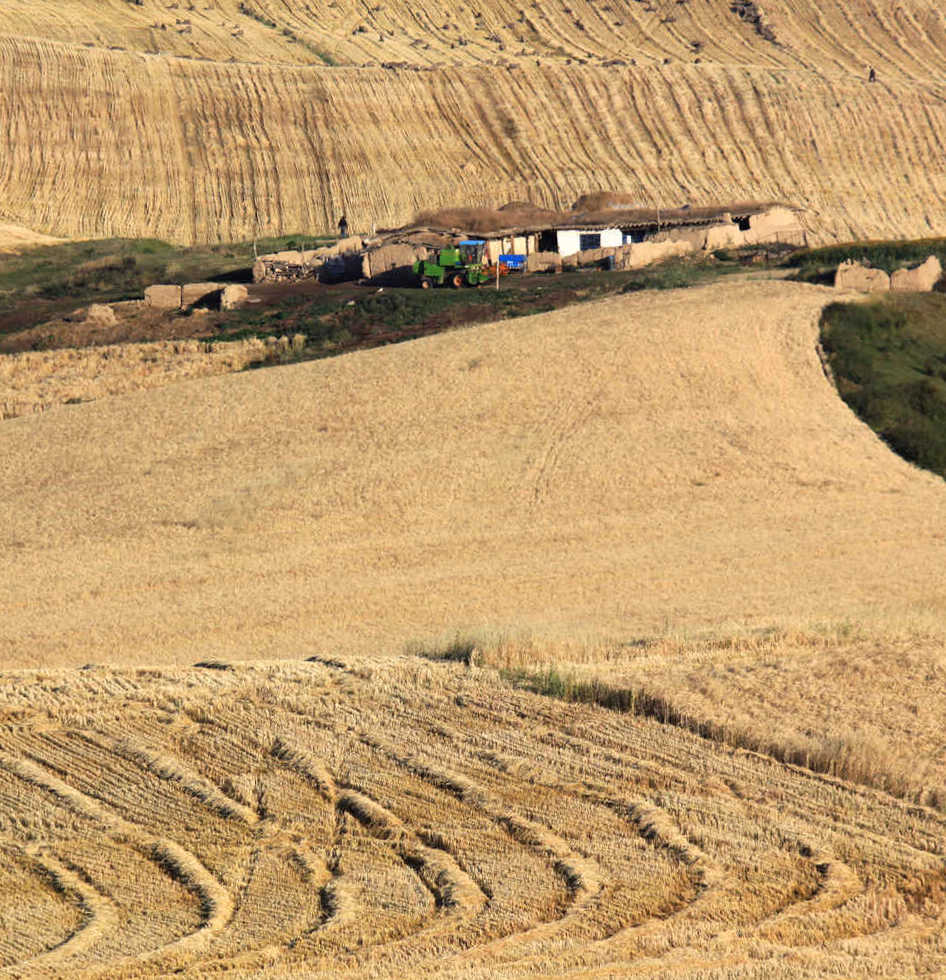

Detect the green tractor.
[{"left": 413, "top": 239, "right": 493, "bottom": 288}]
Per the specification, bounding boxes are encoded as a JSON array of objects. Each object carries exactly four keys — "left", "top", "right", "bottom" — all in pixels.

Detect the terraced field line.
[
  {"left": 80, "top": 730, "right": 260, "bottom": 826},
  {"left": 337, "top": 788, "right": 488, "bottom": 913},
  {"left": 358, "top": 730, "right": 604, "bottom": 913}
]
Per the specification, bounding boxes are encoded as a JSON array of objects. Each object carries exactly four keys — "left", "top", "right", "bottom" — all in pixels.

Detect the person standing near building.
[{"left": 338, "top": 214, "right": 349, "bottom": 238}]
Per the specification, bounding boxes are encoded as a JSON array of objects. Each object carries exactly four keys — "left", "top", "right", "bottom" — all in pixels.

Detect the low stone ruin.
[
  {"left": 143, "top": 282, "right": 222, "bottom": 309},
  {"left": 144, "top": 284, "right": 184, "bottom": 309},
  {"left": 252, "top": 236, "right": 364, "bottom": 283},
  {"left": 360, "top": 242, "right": 429, "bottom": 283},
  {"left": 835, "top": 261, "right": 890, "bottom": 292},
  {"left": 836, "top": 255, "right": 943, "bottom": 293},
  {"left": 221, "top": 284, "right": 248, "bottom": 310},
  {"left": 562, "top": 236, "right": 698, "bottom": 271},
  {"left": 251, "top": 251, "right": 316, "bottom": 283},
  {"left": 891, "top": 256, "right": 942, "bottom": 292},
  {"left": 525, "top": 251, "right": 563, "bottom": 273},
  {"left": 182, "top": 282, "right": 222, "bottom": 307},
  {"left": 144, "top": 282, "right": 229, "bottom": 310}
]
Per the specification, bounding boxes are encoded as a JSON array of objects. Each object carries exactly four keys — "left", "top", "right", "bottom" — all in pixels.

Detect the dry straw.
[{"left": 0, "top": 655, "right": 943, "bottom": 976}]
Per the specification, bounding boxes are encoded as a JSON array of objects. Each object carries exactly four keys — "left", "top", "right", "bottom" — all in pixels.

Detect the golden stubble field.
[
  {"left": 2, "top": 652, "right": 946, "bottom": 978},
  {"left": 0, "top": 335, "right": 305, "bottom": 422},
  {"left": 3, "top": 278, "right": 946, "bottom": 668},
  {"left": 2, "top": 279, "right": 946, "bottom": 973},
  {"left": 3, "top": 0, "right": 946, "bottom": 242}
]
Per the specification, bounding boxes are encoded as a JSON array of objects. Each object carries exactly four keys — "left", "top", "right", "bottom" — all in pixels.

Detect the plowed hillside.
[
  {"left": 9, "top": 0, "right": 946, "bottom": 73},
  {"left": 2, "top": 278, "right": 946, "bottom": 668},
  {"left": 2, "top": 0, "right": 946, "bottom": 242}
]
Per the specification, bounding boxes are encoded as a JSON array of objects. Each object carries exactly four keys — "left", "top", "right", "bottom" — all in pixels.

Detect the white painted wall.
[
  {"left": 600, "top": 228, "right": 623, "bottom": 248},
  {"left": 556, "top": 230, "right": 581, "bottom": 256},
  {"left": 556, "top": 228, "right": 623, "bottom": 254}
]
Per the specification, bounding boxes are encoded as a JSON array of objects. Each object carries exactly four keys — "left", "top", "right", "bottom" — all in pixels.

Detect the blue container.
[{"left": 498, "top": 254, "right": 526, "bottom": 269}]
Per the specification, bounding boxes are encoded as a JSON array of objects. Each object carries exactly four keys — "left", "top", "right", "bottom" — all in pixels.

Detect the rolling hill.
[
  {"left": 2, "top": 278, "right": 945, "bottom": 668},
  {"left": 2, "top": 0, "right": 946, "bottom": 242},
  {"left": 2, "top": 277, "right": 946, "bottom": 975}
]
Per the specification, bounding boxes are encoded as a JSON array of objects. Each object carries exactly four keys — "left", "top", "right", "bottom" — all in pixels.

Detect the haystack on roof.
[{"left": 391, "top": 198, "right": 799, "bottom": 238}]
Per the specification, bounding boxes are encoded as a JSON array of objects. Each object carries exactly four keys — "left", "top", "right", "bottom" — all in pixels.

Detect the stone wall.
[
  {"left": 361, "top": 243, "right": 429, "bottom": 283},
  {"left": 891, "top": 256, "right": 942, "bottom": 292},
  {"left": 835, "top": 261, "right": 890, "bottom": 292},
  {"left": 743, "top": 206, "right": 806, "bottom": 246},
  {"left": 836, "top": 256, "right": 943, "bottom": 292},
  {"left": 253, "top": 237, "right": 365, "bottom": 283}
]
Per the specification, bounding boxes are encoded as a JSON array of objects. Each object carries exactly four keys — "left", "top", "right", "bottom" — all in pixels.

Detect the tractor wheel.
[
  {"left": 450, "top": 272, "right": 465, "bottom": 289},
  {"left": 419, "top": 276, "right": 435, "bottom": 289}
]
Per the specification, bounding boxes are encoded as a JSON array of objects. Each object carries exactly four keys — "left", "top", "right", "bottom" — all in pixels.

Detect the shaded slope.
[{"left": 2, "top": 279, "right": 945, "bottom": 668}]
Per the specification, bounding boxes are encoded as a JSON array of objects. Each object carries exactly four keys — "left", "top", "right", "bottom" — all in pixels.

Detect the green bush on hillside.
[{"left": 821, "top": 296, "right": 946, "bottom": 480}]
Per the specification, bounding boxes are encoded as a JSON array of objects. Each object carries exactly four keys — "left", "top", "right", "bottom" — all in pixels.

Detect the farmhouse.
[
  {"left": 405, "top": 199, "right": 807, "bottom": 261},
  {"left": 252, "top": 196, "right": 807, "bottom": 283}
]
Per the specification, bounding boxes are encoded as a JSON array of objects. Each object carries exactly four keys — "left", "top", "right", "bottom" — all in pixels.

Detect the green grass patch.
[
  {"left": 405, "top": 633, "right": 484, "bottom": 664},
  {"left": 501, "top": 665, "right": 675, "bottom": 717},
  {"left": 0, "top": 234, "right": 333, "bottom": 313},
  {"left": 202, "top": 253, "right": 764, "bottom": 371},
  {"left": 820, "top": 293, "right": 946, "bottom": 479}
]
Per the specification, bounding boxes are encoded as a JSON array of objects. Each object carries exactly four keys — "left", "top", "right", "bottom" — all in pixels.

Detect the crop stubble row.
[
  {"left": 2, "top": 30, "right": 946, "bottom": 242},
  {"left": 0, "top": 654, "right": 943, "bottom": 977}
]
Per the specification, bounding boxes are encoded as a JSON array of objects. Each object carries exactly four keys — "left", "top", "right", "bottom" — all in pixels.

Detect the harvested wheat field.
[
  {"left": 0, "top": 335, "right": 300, "bottom": 422},
  {"left": 0, "top": 223, "right": 63, "bottom": 254},
  {"left": 2, "top": 278, "right": 946, "bottom": 668},
  {"left": 3, "top": 0, "right": 946, "bottom": 242},
  {"left": 0, "top": 653, "right": 944, "bottom": 978},
  {"left": 3, "top": 278, "right": 946, "bottom": 974}
]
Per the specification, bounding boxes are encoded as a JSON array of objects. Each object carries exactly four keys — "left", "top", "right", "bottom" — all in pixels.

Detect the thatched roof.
[{"left": 387, "top": 198, "right": 799, "bottom": 239}]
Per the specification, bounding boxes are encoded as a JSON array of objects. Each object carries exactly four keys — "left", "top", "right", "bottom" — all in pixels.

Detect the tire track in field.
[
  {"left": 273, "top": 734, "right": 487, "bottom": 914},
  {"left": 355, "top": 726, "right": 606, "bottom": 955}
]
